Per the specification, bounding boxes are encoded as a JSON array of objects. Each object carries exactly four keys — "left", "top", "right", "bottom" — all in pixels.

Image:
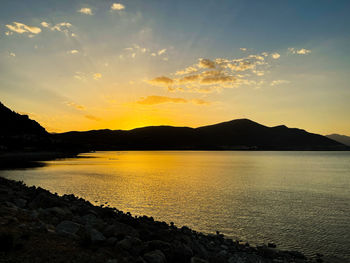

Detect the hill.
[
  {"left": 326, "top": 134, "right": 350, "bottom": 146},
  {"left": 53, "top": 119, "right": 347, "bottom": 151},
  {"left": 0, "top": 102, "right": 50, "bottom": 151}
]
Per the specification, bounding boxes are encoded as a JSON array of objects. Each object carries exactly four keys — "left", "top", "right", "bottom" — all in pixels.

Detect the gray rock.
[
  {"left": 56, "top": 220, "right": 81, "bottom": 235},
  {"left": 143, "top": 250, "right": 167, "bottom": 263},
  {"left": 228, "top": 255, "right": 246, "bottom": 263},
  {"left": 82, "top": 213, "right": 98, "bottom": 225},
  {"left": 46, "top": 206, "right": 70, "bottom": 217},
  {"left": 14, "top": 198, "right": 27, "bottom": 208},
  {"left": 146, "top": 240, "right": 171, "bottom": 252},
  {"left": 90, "top": 228, "right": 106, "bottom": 244},
  {"left": 218, "top": 250, "right": 228, "bottom": 257},
  {"left": 116, "top": 236, "right": 142, "bottom": 251},
  {"left": 191, "top": 257, "right": 209, "bottom": 263},
  {"left": 106, "top": 237, "right": 118, "bottom": 246}
]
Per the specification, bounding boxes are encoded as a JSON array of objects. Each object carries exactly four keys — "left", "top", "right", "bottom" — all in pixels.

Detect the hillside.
[
  {"left": 326, "top": 134, "right": 350, "bottom": 146},
  {"left": 0, "top": 102, "right": 49, "bottom": 151},
  {"left": 54, "top": 119, "right": 347, "bottom": 151}
]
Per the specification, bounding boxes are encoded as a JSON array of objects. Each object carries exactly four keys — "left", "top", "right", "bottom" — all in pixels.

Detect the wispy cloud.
[
  {"left": 175, "top": 66, "right": 198, "bottom": 75},
  {"left": 111, "top": 3, "right": 125, "bottom": 11},
  {"left": 85, "top": 115, "right": 101, "bottom": 121},
  {"left": 148, "top": 76, "right": 174, "bottom": 87},
  {"left": 40, "top": 21, "right": 49, "bottom": 28},
  {"left": 270, "top": 80, "right": 290, "bottom": 86},
  {"left": 147, "top": 52, "right": 274, "bottom": 93},
  {"left": 288, "top": 48, "right": 311, "bottom": 55},
  {"left": 50, "top": 22, "right": 72, "bottom": 32},
  {"left": 240, "top": 48, "right": 247, "bottom": 51},
  {"left": 198, "top": 58, "right": 216, "bottom": 69},
  {"left": 93, "top": 73, "right": 102, "bottom": 80},
  {"left": 65, "top": 102, "right": 85, "bottom": 111},
  {"left": 6, "top": 22, "right": 41, "bottom": 35},
  {"left": 69, "top": 49, "right": 79, "bottom": 54},
  {"left": 158, "top": 49, "right": 167, "bottom": 55},
  {"left": 271, "top": 52, "right": 280, "bottom": 59},
  {"left": 137, "top": 95, "right": 209, "bottom": 105},
  {"left": 78, "top": 8, "right": 93, "bottom": 15}
]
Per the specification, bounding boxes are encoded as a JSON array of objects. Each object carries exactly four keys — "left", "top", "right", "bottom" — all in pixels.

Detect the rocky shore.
[{"left": 0, "top": 177, "right": 326, "bottom": 263}]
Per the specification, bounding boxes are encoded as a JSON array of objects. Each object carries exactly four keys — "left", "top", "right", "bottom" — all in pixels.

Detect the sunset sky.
[{"left": 1, "top": 0, "right": 349, "bottom": 135}]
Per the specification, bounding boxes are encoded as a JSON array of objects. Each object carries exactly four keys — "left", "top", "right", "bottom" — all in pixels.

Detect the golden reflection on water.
[{"left": 1, "top": 151, "right": 350, "bottom": 259}]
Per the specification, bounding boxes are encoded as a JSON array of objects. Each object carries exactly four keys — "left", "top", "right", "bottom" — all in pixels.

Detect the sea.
[{"left": 1, "top": 151, "right": 349, "bottom": 261}]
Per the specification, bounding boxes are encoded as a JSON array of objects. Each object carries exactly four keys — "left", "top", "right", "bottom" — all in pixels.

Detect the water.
[{"left": 1, "top": 151, "right": 349, "bottom": 260}]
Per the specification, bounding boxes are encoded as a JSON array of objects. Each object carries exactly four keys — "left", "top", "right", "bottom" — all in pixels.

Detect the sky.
[{"left": 1, "top": 0, "right": 350, "bottom": 135}]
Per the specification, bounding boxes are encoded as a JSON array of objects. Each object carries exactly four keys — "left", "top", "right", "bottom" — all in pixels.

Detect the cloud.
[
  {"left": 200, "top": 75, "right": 235, "bottom": 85},
  {"left": 137, "top": 96, "right": 187, "bottom": 105},
  {"left": 175, "top": 66, "right": 198, "bottom": 75},
  {"left": 9, "top": 52, "right": 16, "bottom": 57},
  {"left": 147, "top": 51, "right": 283, "bottom": 93},
  {"left": 271, "top": 52, "right": 280, "bottom": 59},
  {"left": 78, "top": 8, "right": 93, "bottom": 15},
  {"left": 41, "top": 21, "right": 50, "bottom": 28},
  {"left": 93, "top": 73, "right": 102, "bottom": 80},
  {"left": 179, "top": 75, "right": 200, "bottom": 83},
  {"left": 5, "top": 31, "right": 13, "bottom": 36},
  {"left": 240, "top": 48, "right": 247, "bottom": 51},
  {"left": 85, "top": 115, "right": 101, "bottom": 121},
  {"left": 137, "top": 95, "right": 209, "bottom": 105},
  {"left": 69, "top": 49, "right": 79, "bottom": 54},
  {"left": 148, "top": 76, "right": 174, "bottom": 86},
  {"left": 198, "top": 58, "right": 216, "bottom": 69},
  {"left": 158, "top": 49, "right": 167, "bottom": 55},
  {"left": 6, "top": 22, "right": 41, "bottom": 34},
  {"left": 192, "top": 99, "right": 210, "bottom": 105},
  {"left": 111, "top": 3, "right": 125, "bottom": 10},
  {"left": 51, "top": 22, "right": 72, "bottom": 32},
  {"left": 66, "top": 102, "right": 85, "bottom": 111},
  {"left": 270, "top": 80, "right": 290, "bottom": 86},
  {"left": 289, "top": 48, "right": 311, "bottom": 55}
]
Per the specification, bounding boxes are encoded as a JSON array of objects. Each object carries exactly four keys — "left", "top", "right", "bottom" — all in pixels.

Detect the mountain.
[
  {"left": 53, "top": 119, "right": 348, "bottom": 151},
  {"left": 0, "top": 102, "right": 49, "bottom": 150},
  {"left": 326, "top": 134, "right": 350, "bottom": 146}
]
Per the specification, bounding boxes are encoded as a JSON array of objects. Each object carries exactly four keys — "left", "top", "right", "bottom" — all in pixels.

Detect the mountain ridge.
[{"left": 1, "top": 101, "right": 348, "bottom": 151}]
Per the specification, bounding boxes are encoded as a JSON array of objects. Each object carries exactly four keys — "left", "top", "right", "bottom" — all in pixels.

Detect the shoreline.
[{"left": 0, "top": 177, "right": 333, "bottom": 263}]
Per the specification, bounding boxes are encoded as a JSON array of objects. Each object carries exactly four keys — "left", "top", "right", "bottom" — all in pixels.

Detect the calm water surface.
[{"left": 1, "top": 151, "right": 349, "bottom": 260}]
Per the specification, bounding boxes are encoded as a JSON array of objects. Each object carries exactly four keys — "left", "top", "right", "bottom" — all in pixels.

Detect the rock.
[
  {"left": 46, "top": 206, "right": 70, "bottom": 217},
  {"left": 90, "top": 228, "right": 106, "bottom": 244},
  {"left": 143, "top": 250, "right": 167, "bottom": 263},
  {"left": 146, "top": 240, "right": 171, "bottom": 252},
  {"left": 228, "top": 254, "right": 247, "bottom": 263},
  {"left": 116, "top": 236, "right": 142, "bottom": 251},
  {"left": 106, "top": 237, "right": 118, "bottom": 246},
  {"left": 82, "top": 213, "right": 98, "bottom": 226},
  {"left": 191, "top": 257, "right": 209, "bottom": 263},
  {"left": 106, "top": 259, "right": 118, "bottom": 263},
  {"left": 56, "top": 220, "right": 81, "bottom": 235},
  {"left": 218, "top": 250, "right": 228, "bottom": 257},
  {"left": 14, "top": 198, "right": 27, "bottom": 208}
]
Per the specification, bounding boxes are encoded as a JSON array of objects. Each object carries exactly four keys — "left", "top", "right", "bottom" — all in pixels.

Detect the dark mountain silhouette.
[
  {"left": 326, "top": 134, "right": 350, "bottom": 146},
  {"left": 54, "top": 119, "right": 348, "bottom": 151},
  {"left": 1, "top": 101, "right": 347, "bottom": 151},
  {"left": 0, "top": 102, "right": 49, "bottom": 151}
]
